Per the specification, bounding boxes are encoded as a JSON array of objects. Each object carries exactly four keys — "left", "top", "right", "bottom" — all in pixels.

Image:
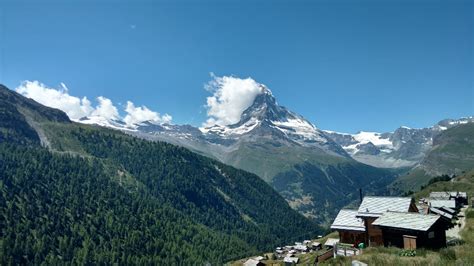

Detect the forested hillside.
[{"left": 0, "top": 85, "right": 320, "bottom": 264}]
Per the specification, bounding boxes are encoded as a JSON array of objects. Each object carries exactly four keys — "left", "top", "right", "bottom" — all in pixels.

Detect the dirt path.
[{"left": 446, "top": 206, "right": 467, "bottom": 239}]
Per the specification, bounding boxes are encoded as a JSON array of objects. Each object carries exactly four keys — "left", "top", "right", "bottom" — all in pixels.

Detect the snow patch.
[
  {"left": 334, "top": 131, "right": 395, "bottom": 155},
  {"left": 76, "top": 116, "right": 137, "bottom": 131},
  {"left": 201, "top": 117, "right": 260, "bottom": 136},
  {"left": 352, "top": 131, "right": 393, "bottom": 148},
  {"left": 272, "top": 118, "right": 327, "bottom": 143}
]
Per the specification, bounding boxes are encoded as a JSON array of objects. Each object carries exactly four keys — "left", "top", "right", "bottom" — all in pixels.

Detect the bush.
[
  {"left": 416, "top": 248, "right": 427, "bottom": 257},
  {"left": 398, "top": 249, "right": 416, "bottom": 257},
  {"left": 466, "top": 210, "right": 474, "bottom": 219},
  {"left": 439, "top": 248, "right": 456, "bottom": 261}
]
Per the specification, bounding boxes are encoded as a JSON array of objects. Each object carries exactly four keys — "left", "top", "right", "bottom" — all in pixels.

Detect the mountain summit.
[{"left": 200, "top": 86, "right": 347, "bottom": 157}]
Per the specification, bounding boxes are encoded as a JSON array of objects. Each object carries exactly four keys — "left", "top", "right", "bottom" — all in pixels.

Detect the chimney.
[{"left": 359, "top": 188, "right": 363, "bottom": 203}]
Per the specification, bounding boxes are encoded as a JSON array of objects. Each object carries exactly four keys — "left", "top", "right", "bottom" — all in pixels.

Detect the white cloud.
[
  {"left": 91, "top": 96, "right": 119, "bottom": 120},
  {"left": 15, "top": 80, "right": 172, "bottom": 126},
  {"left": 16, "top": 80, "right": 94, "bottom": 120},
  {"left": 204, "top": 74, "right": 264, "bottom": 127},
  {"left": 124, "top": 101, "right": 172, "bottom": 126}
]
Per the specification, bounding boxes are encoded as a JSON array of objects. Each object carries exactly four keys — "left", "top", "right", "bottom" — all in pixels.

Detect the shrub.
[
  {"left": 466, "top": 210, "right": 474, "bottom": 219},
  {"left": 416, "top": 248, "right": 427, "bottom": 257},
  {"left": 439, "top": 248, "right": 456, "bottom": 261},
  {"left": 426, "top": 175, "right": 453, "bottom": 186},
  {"left": 398, "top": 249, "right": 416, "bottom": 257}
]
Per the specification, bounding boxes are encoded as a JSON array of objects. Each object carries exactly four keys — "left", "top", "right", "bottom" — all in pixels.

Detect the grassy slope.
[
  {"left": 389, "top": 168, "right": 432, "bottom": 195},
  {"left": 224, "top": 141, "right": 346, "bottom": 183},
  {"left": 413, "top": 169, "right": 474, "bottom": 200},
  {"left": 423, "top": 123, "right": 474, "bottom": 173}
]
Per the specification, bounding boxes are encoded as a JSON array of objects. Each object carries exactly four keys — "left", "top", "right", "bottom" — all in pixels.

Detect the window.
[{"left": 428, "top": 231, "right": 435, "bottom": 239}]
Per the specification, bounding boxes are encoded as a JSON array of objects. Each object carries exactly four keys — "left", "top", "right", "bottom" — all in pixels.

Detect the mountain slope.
[
  {"left": 0, "top": 85, "right": 320, "bottom": 264},
  {"left": 1, "top": 143, "right": 254, "bottom": 265},
  {"left": 90, "top": 86, "right": 397, "bottom": 224},
  {"left": 390, "top": 123, "right": 474, "bottom": 193},
  {"left": 0, "top": 85, "right": 69, "bottom": 146},
  {"left": 423, "top": 122, "right": 474, "bottom": 174}
]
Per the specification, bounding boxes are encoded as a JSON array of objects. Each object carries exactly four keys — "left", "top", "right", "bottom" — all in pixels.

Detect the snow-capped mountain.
[
  {"left": 324, "top": 117, "right": 474, "bottom": 168},
  {"left": 196, "top": 86, "right": 347, "bottom": 156},
  {"left": 89, "top": 85, "right": 345, "bottom": 162},
  {"left": 201, "top": 87, "right": 324, "bottom": 141},
  {"left": 75, "top": 90, "right": 473, "bottom": 171}
]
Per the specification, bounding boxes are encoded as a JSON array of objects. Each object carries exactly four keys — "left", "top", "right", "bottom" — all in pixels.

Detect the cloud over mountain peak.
[{"left": 204, "top": 74, "right": 265, "bottom": 127}]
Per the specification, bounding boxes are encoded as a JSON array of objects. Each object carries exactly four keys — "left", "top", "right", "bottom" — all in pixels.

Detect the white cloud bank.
[
  {"left": 15, "top": 81, "right": 172, "bottom": 127},
  {"left": 16, "top": 80, "right": 94, "bottom": 120},
  {"left": 204, "top": 75, "right": 264, "bottom": 127},
  {"left": 124, "top": 101, "right": 172, "bottom": 125},
  {"left": 92, "top": 96, "right": 120, "bottom": 120}
]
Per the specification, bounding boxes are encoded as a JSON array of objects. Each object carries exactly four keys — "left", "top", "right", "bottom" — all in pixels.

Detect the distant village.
[{"left": 240, "top": 191, "right": 469, "bottom": 266}]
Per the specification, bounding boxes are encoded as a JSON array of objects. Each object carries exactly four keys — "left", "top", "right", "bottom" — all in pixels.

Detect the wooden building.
[
  {"left": 243, "top": 258, "right": 265, "bottom": 266},
  {"left": 429, "top": 199, "right": 458, "bottom": 211},
  {"left": 372, "top": 212, "right": 449, "bottom": 249},
  {"left": 429, "top": 191, "right": 468, "bottom": 207},
  {"left": 356, "top": 197, "right": 418, "bottom": 246},
  {"left": 330, "top": 210, "right": 366, "bottom": 245},
  {"left": 458, "top": 192, "right": 468, "bottom": 206}
]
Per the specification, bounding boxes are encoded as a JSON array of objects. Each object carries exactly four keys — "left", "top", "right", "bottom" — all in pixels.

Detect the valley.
[{"left": 66, "top": 83, "right": 473, "bottom": 225}]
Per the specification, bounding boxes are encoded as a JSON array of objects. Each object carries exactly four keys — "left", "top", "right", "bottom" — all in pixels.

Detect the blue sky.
[{"left": 0, "top": 0, "right": 472, "bottom": 133}]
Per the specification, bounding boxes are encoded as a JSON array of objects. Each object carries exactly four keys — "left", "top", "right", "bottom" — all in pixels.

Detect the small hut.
[
  {"left": 356, "top": 197, "right": 418, "bottom": 246},
  {"left": 372, "top": 212, "right": 449, "bottom": 249}
]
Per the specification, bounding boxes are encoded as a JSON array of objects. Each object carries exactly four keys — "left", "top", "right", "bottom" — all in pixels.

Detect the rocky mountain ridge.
[{"left": 325, "top": 117, "right": 474, "bottom": 168}]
